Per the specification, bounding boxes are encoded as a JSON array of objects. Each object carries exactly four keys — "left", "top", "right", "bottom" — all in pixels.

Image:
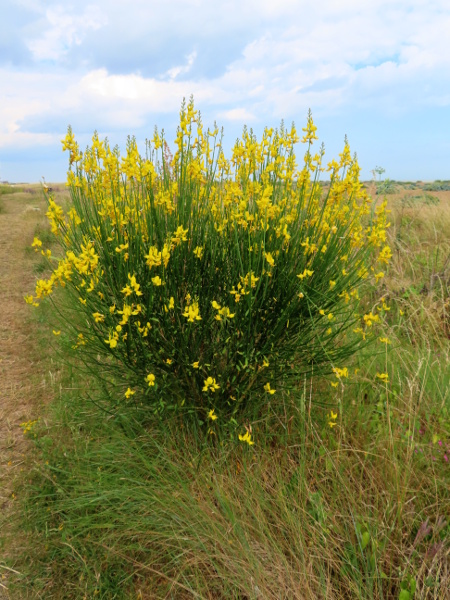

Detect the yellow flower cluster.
[{"left": 26, "top": 98, "right": 392, "bottom": 439}]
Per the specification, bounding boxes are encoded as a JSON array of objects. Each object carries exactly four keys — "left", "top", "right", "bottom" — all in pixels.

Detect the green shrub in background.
[{"left": 28, "top": 98, "right": 391, "bottom": 437}]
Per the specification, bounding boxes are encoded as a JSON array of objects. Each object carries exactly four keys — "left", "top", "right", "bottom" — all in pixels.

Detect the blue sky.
[{"left": 1, "top": 0, "right": 449, "bottom": 182}]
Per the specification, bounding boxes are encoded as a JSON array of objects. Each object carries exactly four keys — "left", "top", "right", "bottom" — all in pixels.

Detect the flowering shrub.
[{"left": 28, "top": 98, "right": 390, "bottom": 428}]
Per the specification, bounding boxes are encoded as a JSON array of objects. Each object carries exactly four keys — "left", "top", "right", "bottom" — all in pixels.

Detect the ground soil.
[{"left": 0, "top": 189, "right": 53, "bottom": 597}]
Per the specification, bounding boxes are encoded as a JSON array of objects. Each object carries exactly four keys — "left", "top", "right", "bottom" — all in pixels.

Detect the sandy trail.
[{"left": 0, "top": 189, "right": 52, "bottom": 596}]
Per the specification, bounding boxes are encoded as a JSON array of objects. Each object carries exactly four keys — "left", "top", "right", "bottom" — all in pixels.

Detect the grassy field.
[{"left": 0, "top": 180, "right": 448, "bottom": 599}]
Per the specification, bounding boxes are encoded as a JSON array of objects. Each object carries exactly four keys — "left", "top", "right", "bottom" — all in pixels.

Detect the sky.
[{"left": 1, "top": 0, "right": 450, "bottom": 183}]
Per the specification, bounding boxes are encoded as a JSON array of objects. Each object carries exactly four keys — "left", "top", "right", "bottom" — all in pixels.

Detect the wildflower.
[
  {"left": 165, "top": 358, "right": 173, "bottom": 365},
  {"left": 31, "top": 237, "right": 42, "bottom": 250},
  {"left": 363, "top": 312, "right": 379, "bottom": 327},
  {"left": 52, "top": 330, "right": 61, "bottom": 336},
  {"left": 297, "top": 268, "right": 314, "bottom": 280},
  {"left": 329, "top": 280, "right": 336, "bottom": 288},
  {"left": 92, "top": 312, "right": 105, "bottom": 323},
  {"left": 192, "top": 361, "right": 200, "bottom": 369},
  {"left": 183, "top": 301, "right": 201, "bottom": 322},
  {"left": 328, "top": 410, "right": 338, "bottom": 428},
  {"left": 379, "top": 337, "right": 391, "bottom": 344},
  {"left": 144, "top": 246, "right": 162, "bottom": 269},
  {"left": 378, "top": 246, "right": 392, "bottom": 264},
  {"left": 125, "top": 388, "right": 135, "bottom": 398},
  {"left": 376, "top": 372, "right": 389, "bottom": 382},
  {"left": 172, "top": 225, "right": 189, "bottom": 245},
  {"left": 193, "top": 246, "right": 203, "bottom": 259},
  {"left": 239, "top": 431, "right": 255, "bottom": 446},
  {"left": 264, "top": 382, "right": 276, "bottom": 395},
  {"left": 152, "top": 276, "right": 162, "bottom": 286},
  {"left": 207, "top": 408, "right": 218, "bottom": 421},
  {"left": 146, "top": 373, "right": 156, "bottom": 386},
  {"left": 265, "top": 252, "right": 275, "bottom": 267},
  {"left": 332, "top": 366, "right": 348, "bottom": 379},
  {"left": 128, "top": 274, "right": 143, "bottom": 296},
  {"left": 203, "top": 377, "right": 220, "bottom": 392},
  {"left": 115, "top": 242, "right": 129, "bottom": 253},
  {"left": 104, "top": 331, "right": 119, "bottom": 348}
]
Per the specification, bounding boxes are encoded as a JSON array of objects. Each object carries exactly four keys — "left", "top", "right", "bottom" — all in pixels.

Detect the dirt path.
[{"left": 0, "top": 189, "right": 52, "bottom": 596}]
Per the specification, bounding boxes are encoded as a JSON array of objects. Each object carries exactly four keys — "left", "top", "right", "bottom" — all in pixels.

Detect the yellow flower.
[
  {"left": 297, "top": 268, "right": 314, "bottom": 280},
  {"left": 192, "top": 361, "right": 200, "bottom": 369},
  {"left": 329, "top": 280, "right": 336, "bottom": 288},
  {"left": 183, "top": 301, "right": 201, "bottom": 322},
  {"left": 52, "top": 330, "right": 61, "bottom": 336},
  {"left": 328, "top": 410, "right": 338, "bottom": 428},
  {"left": 219, "top": 306, "right": 235, "bottom": 319},
  {"left": 152, "top": 276, "right": 162, "bottom": 286},
  {"left": 363, "top": 312, "right": 379, "bottom": 327},
  {"left": 172, "top": 225, "right": 189, "bottom": 245},
  {"left": 207, "top": 408, "right": 218, "bottom": 421},
  {"left": 264, "top": 382, "right": 276, "bottom": 395},
  {"left": 379, "top": 337, "right": 391, "bottom": 344},
  {"left": 202, "top": 377, "right": 219, "bottom": 392},
  {"left": 146, "top": 373, "right": 156, "bottom": 386},
  {"left": 332, "top": 367, "right": 348, "bottom": 379},
  {"left": 376, "top": 372, "right": 389, "bottom": 382},
  {"left": 193, "top": 246, "right": 203, "bottom": 259},
  {"left": 265, "top": 252, "right": 275, "bottom": 267},
  {"left": 238, "top": 431, "right": 255, "bottom": 446},
  {"left": 378, "top": 245, "right": 392, "bottom": 264},
  {"left": 166, "top": 358, "right": 173, "bottom": 365},
  {"left": 125, "top": 388, "right": 135, "bottom": 398}
]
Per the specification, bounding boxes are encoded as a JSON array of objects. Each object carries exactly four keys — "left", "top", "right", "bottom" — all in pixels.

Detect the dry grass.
[{"left": 0, "top": 186, "right": 56, "bottom": 591}]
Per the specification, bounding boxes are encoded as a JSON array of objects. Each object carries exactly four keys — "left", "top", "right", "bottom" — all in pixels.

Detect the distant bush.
[
  {"left": 376, "top": 179, "right": 398, "bottom": 194},
  {"left": 423, "top": 180, "right": 450, "bottom": 191},
  {"left": 28, "top": 99, "right": 390, "bottom": 433}
]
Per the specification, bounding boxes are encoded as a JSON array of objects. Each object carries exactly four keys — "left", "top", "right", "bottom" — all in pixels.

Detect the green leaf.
[
  {"left": 398, "top": 590, "right": 411, "bottom": 600},
  {"left": 361, "top": 531, "right": 370, "bottom": 550}
]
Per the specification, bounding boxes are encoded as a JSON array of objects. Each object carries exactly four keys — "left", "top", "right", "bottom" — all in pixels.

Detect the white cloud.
[
  {"left": 219, "top": 108, "right": 257, "bottom": 122},
  {"left": 3, "top": 0, "right": 450, "bottom": 180},
  {"left": 27, "top": 4, "right": 107, "bottom": 61},
  {"left": 166, "top": 51, "right": 197, "bottom": 80}
]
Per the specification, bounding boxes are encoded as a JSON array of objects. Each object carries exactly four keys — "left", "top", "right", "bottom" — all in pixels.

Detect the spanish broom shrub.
[{"left": 28, "top": 98, "right": 391, "bottom": 435}]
